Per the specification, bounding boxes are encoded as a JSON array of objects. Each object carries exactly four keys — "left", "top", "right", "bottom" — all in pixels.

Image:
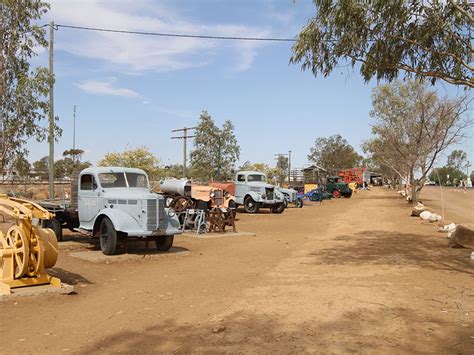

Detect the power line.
[{"left": 55, "top": 24, "right": 296, "bottom": 42}]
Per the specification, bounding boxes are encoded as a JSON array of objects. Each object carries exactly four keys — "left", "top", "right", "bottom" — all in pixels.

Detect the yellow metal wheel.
[
  {"left": 3, "top": 226, "right": 30, "bottom": 278},
  {"left": 27, "top": 232, "right": 44, "bottom": 277}
]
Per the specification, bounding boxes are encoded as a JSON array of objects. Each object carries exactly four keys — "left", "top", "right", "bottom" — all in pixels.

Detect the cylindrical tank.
[{"left": 159, "top": 179, "right": 192, "bottom": 197}]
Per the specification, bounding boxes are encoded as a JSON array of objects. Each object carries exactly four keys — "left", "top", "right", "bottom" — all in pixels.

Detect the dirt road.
[
  {"left": 1, "top": 188, "right": 473, "bottom": 353},
  {"left": 420, "top": 186, "right": 474, "bottom": 224}
]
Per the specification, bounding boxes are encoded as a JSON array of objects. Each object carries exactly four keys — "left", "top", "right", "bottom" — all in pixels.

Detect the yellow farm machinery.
[{"left": 0, "top": 194, "right": 61, "bottom": 295}]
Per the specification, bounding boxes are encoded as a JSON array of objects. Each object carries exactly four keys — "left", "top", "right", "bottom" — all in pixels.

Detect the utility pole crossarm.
[{"left": 171, "top": 126, "right": 197, "bottom": 178}]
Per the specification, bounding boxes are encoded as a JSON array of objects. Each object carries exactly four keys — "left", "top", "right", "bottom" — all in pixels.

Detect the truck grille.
[
  {"left": 147, "top": 199, "right": 158, "bottom": 231},
  {"left": 213, "top": 189, "right": 224, "bottom": 206},
  {"left": 158, "top": 198, "right": 165, "bottom": 222},
  {"left": 266, "top": 188, "right": 274, "bottom": 200}
]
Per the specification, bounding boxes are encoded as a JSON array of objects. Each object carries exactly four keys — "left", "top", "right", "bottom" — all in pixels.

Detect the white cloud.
[
  {"left": 76, "top": 79, "right": 139, "bottom": 97},
  {"left": 46, "top": 0, "right": 271, "bottom": 73}
]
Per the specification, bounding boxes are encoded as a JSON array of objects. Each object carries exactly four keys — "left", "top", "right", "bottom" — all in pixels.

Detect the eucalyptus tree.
[
  {"left": 308, "top": 134, "right": 362, "bottom": 175},
  {"left": 367, "top": 80, "right": 471, "bottom": 203},
  {"left": 291, "top": 0, "right": 473, "bottom": 88},
  {"left": 190, "top": 111, "right": 240, "bottom": 182},
  {"left": 0, "top": 0, "right": 61, "bottom": 174}
]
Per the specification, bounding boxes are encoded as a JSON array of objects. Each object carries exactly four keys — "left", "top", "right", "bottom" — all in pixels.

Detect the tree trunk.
[
  {"left": 0, "top": 28, "right": 4, "bottom": 176},
  {"left": 410, "top": 172, "right": 417, "bottom": 205}
]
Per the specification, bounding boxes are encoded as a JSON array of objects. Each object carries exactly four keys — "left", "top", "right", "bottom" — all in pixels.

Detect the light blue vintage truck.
[
  {"left": 39, "top": 167, "right": 181, "bottom": 255},
  {"left": 233, "top": 171, "right": 286, "bottom": 214}
]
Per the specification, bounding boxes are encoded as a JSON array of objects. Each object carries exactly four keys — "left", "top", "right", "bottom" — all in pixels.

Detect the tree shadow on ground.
[
  {"left": 309, "top": 230, "right": 473, "bottom": 275},
  {"left": 356, "top": 194, "right": 401, "bottom": 201},
  {"left": 48, "top": 267, "right": 93, "bottom": 285},
  {"left": 78, "top": 307, "right": 473, "bottom": 353}
]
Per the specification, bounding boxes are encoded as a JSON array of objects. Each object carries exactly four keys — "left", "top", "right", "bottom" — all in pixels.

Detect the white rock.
[
  {"left": 429, "top": 214, "right": 442, "bottom": 222},
  {"left": 420, "top": 211, "right": 433, "bottom": 220},
  {"left": 439, "top": 223, "right": 456, "bottom": 233}
]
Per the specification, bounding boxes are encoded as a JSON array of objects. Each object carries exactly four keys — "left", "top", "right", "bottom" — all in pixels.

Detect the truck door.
[
  {"left": 234, "top": 173, "right": 247, "bottom": 204},
  {"left": 78, "top": 173, "right": 100, "bottom": 225}
]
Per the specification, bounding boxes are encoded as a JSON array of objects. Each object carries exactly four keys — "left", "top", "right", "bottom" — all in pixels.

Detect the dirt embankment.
[{"left": 0, "top": 187, "right": 472, "bottom": 353}]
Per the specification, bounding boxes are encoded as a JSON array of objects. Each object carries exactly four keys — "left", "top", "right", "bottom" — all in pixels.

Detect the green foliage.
[
  {"left": 32, "top": 156, "right": 48, "bottom": 179},
  {"left": 429, "top": 166, "right": 466, "bottom": 186},
  {"left": 98, "top": 146, "right": 161, "bottom": 180},
  {"left": 275, "top": 155, "right": 288, "bottom": 185},
  {"left": 308, "top": 134, "right": 362, "bottom": 175},
  {"left": 190, "top": 111, "right": 240, "bottom": 182},
  {"left": 447, "top": 149, "right": 468, "bottom": 171},
  {"left": 0, "top": 0, "right": 62, "bottom": 173},
  {"left": 162, "top": 164, "right": 185, "bottom": 179},
  {"left": 13, "top": 153, "right": 31, "bottom": 178},
  {"left": 290, "top": 0, "right": 473, "bottom": 88},
  {"left": 63, "top": 148, "right": 85, "bottom": 162},
  {"left": 365, "top": 80, "right": 471, "bottom": 203}
]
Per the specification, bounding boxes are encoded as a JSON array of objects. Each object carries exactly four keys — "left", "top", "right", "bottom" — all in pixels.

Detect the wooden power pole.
[
  {"left": 48, "top": 21, "right": 55, "bottom": 199},
  {"left": 171, "top": 127, "right": 196, "bottom": 178}
]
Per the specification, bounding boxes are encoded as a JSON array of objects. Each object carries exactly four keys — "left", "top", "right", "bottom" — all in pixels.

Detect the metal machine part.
[{"left": 0, "top": 195, "right": 61, "bottom": 295}]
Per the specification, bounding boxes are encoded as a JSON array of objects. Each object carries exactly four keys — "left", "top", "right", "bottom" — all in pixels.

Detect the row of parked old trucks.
[{"left": 37, "top": 167, "right": 303, "bottom": 256}]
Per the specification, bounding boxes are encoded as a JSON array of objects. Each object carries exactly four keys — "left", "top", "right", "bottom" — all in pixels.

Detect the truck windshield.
[
  {"left": 99, "top": 172, "right": 149, "bottom": 188},
  {"left": 99, "top": 173, "right": 127, "bottom": 188},
  {"left": 126, "top": 173, "right": 148, "bottom": 188},
  {"left": 247, "top": 174, "right": 266, "bottom": 182}
]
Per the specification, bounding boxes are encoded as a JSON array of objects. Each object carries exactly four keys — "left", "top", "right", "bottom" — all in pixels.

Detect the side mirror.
[{"left": 93, "top": 181, "right": 98, "bottom": 190}]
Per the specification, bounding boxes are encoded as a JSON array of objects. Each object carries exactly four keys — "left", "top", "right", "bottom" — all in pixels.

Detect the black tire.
[
  {"left": 43, "top": 218, "right": 63, "bottom": 242},
  {"left": 99, "top": 217, "right": 117, "bottom": 255},
  {"left": 155, "top": 235, "right": 174, "bottom": 251},
  {"left": 296, "top": 198, "right": 303, "bottom": 208},
  {"left": 271, "top": 202, "right": 285, "bottom": 214},
  {"left": 228, "top": 199, "right": 237, "bottom": 217},
  {"left": 244, "top": 196, "right": 260, "bottom": 213}
]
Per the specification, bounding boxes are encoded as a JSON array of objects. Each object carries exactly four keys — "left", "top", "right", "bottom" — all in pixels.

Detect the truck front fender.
[
  {"left": 93, "top": 208, "right": 143, "bottom": 236},
  {"left": 274, "top": 189, "right": 285, "bottom": 202},
  {"left": 246, "top": 191, "right": 263, "bottom": 203}
]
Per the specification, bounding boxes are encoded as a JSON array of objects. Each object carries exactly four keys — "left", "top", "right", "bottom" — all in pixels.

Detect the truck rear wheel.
[
  {"left": 296, "top": 198, "right": 304, "bottom": 208},
  {"left": 244, "top": 196, "right": 259, "bottom": 213},
  {"left": 99, "top": 217, "right": 117, "bottom": 255},
  {"left": 155, "top": 235, "right": 174, "bottom": 251},
  {"left": 43, "top": 218, "right": 63, "bottom": 242}
]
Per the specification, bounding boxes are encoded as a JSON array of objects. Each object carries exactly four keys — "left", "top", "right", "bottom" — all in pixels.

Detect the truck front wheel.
[
  {"left": 244, "top": 196, "right": 260, "bottom": 213},
  {"left": 155, "top": 235, "right": 174, "bottom": 251},
  {"left": 271, "top": 203, "right": 285, "bottom": 214},
  {"left": 99, "top": 217, "right": 117, "bottom": 255}
]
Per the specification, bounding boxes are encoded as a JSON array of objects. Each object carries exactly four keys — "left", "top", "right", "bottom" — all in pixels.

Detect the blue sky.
[{"left": 28, "top": 0, "right": 473, "bottom": 170}]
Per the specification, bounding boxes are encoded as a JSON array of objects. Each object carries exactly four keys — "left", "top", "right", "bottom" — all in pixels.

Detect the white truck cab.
[{"left": 233, "top": 171, "right": 286, "bottom": 214}]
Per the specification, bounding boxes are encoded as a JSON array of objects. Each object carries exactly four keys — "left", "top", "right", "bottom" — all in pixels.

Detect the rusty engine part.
[{"left": 158, "top": 179, "right": 237, "bottom": 232}]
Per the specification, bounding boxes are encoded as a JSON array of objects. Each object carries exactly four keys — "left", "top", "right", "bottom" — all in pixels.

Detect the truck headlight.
[
  {"left": 261, "top": 193, "right": 266, "bottom": 199},
  {"left": 167, "top": 208, "right": 176, "bottom": 217},
  {"left": 210, "top": 191, "right": 215, "bottom": 198}
]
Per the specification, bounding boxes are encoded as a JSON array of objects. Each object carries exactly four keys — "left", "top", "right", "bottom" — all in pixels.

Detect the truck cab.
[
  {"left": 326, "top": 176, "right": 353, "bottom": 198},
  {"left": 233, "top": 171, "right": 285, "bottom": 213},
  {"left": 77, "top": 167, "right": 181, "bottom": 254}
]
